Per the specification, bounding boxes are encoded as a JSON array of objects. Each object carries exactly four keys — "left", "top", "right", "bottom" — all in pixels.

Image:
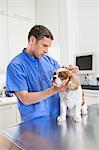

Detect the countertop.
[
  {"left": 1, "top": 104, "right": 99, "bottom": 150},
  {"left": 0, "top": 96, "right": 17, "bottom": 106}
]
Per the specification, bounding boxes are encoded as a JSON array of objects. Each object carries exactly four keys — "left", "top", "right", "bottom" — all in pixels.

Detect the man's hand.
[
  {"left": 52, "top": 78, "right": 69, "bottom": 93},
  {"left": 63, "top": 65, "right": 79, "bottom": 74},
  {"left": 59, "top": 79, "right": 69, "bottom": 92},
  {"left": 69, "top": 65, "right": 79, "bottom": 74}
]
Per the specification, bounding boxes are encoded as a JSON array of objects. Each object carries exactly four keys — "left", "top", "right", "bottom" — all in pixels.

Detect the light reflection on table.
[{"left": 1, "top": 104, "right": 99, "bottom": 150}]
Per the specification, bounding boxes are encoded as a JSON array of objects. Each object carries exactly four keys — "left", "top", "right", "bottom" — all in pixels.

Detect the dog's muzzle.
[
  {"left": 51, "top": 76, "right": 59, "bottom": 86},
  {"left": 52, "top": 76, "right": 56, "bottom": 81}
]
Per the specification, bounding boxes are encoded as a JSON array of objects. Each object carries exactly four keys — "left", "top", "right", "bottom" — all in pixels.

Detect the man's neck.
[{"left": 25, "top": 48, "right": 34, "bottom": 57}]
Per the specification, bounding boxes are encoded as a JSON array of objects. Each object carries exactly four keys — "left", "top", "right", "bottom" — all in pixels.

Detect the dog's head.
[
  {"left": 52, "top": 67, "right": 73, "bottom": 87},
  {"left": 52, "top": 67, "right": 80, "bottom": 90}
]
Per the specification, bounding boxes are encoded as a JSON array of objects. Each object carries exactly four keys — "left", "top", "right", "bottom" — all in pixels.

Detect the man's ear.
[{"left": 30, "top": 36, "right": 36, "bottom": 44}]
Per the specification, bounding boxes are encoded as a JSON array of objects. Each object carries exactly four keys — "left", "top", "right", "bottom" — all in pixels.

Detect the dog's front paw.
[
  {"left": 73, "top": 116, "right": 81, "bottom": 123},
  {"left": 81, "top": 106, "right": 88, "bottom": 115},
  {"left": 82, "top": 110, "right": 88, "bottom": 115},
  {"left": 57, "top": 115, "right": 66, "bottom": 123}
]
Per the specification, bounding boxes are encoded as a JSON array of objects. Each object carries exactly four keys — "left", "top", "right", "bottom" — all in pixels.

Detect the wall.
[
  {"left": 66, "top": 0, "right": 79, "bottom": 64},
  {"left": 67, "top": 0, "right": 98, "bottom": 84},
  {"left": 0, "top": 0, "right": 35, "bottom": 88},
  {"left": 78, "top": 0, "right": 98, "bottom": 85},
  {"left": 0, "top": 0, "right": 99, "bottom": 84},
  {"left": 35, "top": 0, "right": 99, "bottom": 84},
  {"left": 61, "top": 0, "right": 98, "bottom": 85},
  {"left": 35, "top": 0, "right": 69, "bottom": 65}
]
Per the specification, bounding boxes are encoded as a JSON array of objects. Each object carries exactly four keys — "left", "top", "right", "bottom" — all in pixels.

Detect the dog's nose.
[{"left": 53, "top": 76, "right": 56, "bottom": 80}]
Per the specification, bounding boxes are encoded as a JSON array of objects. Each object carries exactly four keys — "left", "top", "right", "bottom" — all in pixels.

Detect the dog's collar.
[
  {"left": 68, "top": 77, "right": 71, "bottom": 81},
  {"left": 66, "top": 77, "right": 71, "bottom": 88}
]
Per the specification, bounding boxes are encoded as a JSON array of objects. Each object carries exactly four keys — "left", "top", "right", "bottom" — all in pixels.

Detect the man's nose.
[{"left": 44, "top": 48, "right": 48, "bottom": 54}]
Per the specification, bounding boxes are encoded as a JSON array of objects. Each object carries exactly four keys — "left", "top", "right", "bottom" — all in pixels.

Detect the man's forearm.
[{"left": 15, "top": 86, "right": 61, "bottom": 105}]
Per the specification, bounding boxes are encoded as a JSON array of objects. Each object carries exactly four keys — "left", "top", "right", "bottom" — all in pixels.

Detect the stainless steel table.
[{"left": 1, "top": 104, "right": 99, "bottom": 150}]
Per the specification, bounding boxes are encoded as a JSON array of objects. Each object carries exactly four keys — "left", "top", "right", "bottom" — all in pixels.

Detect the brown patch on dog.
[
  {"left": 58, "top": 70, "right": 73, "bottom": 80},
  {"left": 67, "top": 76, "right": 80, "bottom": 91}
]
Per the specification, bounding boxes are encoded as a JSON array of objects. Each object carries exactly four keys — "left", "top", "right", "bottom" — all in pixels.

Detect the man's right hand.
[{"left": 52, "top": 78, "right": 69, "bottom": 93}]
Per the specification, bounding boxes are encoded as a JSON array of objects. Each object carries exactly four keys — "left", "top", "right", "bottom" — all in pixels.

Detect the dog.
[{"left": 52, "top": 67, "right": 88, "bottom": 123}]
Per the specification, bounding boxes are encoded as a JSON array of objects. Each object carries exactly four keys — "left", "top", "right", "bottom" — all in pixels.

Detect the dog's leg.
[
  {"left": 81, "top": 102, "right": 88, "bottom": 115},
  {"left": 57, "top": 100, "right": 67, "bottom": 123},
  {"left": 81, "top": 91, "right": 88, "bottom": 115},
  {"left": 67, "top": 107, "right": 75, "bottom": 117},
  {"left": 73, "top": 104, "right": 81, "bottom": 122}
]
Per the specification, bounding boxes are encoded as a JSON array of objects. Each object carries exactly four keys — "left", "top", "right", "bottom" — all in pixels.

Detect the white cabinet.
[
  {"left": 0, "top": 15, "right": 8, "bottom": 73},
  {"left": 0, "top": 0, "right": 8, "bottom": 73},
  {"left": 16, "top": 106, "right": 21, "bottom": 124},
  {"left": 0, "top": 0, "right": 35, "bottom": 73},
  {"left": 0, "top": 97, "right": 21, "bottom": 129},
  {"left": 0, "top": 104, "right": 17, "bottom": 129},
  {"left": 8, "top": 16, "right": 33, "bottom": 62},
  {"left": 35, "top": 0, "right": 62, "bottom": 63},
  {"left": 83, "top": 90, "right": 99, "bottom": 106},
  {"left": 0, "top": 15, "right": 3, "bottom": 71},
  {"left": 35, "top": 0, "right": 60, "bottom": 47},
  {"left": 35, "top": 0, "right": 69, "bottom": 64},
  {"left": 7, "top": 0, "right": 35, "bottom": 62},
  {"left": 0, "top": 0, "right": 35, "bottom": 127},
  {"left": 8, "top": 0, "right": 35, "bottom": 20},
  {"left": 0, "top": 0, "right": 7, "bottom": 14}
]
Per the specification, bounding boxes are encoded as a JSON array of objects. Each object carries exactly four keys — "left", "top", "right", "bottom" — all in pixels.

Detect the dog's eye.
[
  {"left": 58, "top": 73, "right": 64, "bottom": 78},
  {"left": 53, "top": 72, "right": 56, "bottom": 75},
  {"left": 58, "top": 72, "right": 68, "bottom": 79}
]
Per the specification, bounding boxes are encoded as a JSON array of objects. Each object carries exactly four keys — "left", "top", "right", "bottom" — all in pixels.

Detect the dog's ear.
[
  {"left": 61, "top": 70, "right": 73, "bottom": 80},
  {"left": 67, "top": 77, "right": 80, "bottom": 90},
  {"left": 66, "top": 70, "right": 73, "bottom": 77}
]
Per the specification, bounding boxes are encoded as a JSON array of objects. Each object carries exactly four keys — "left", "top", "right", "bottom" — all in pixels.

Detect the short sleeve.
[
  {"left": 53, "top": 59, "right": 60, "bottom": 70},
  {"left": 43, "top": 55, "right": 60, "bottom": 70},
  {"left": 6, "top": 62, "right": 28, "bottom": 93}
]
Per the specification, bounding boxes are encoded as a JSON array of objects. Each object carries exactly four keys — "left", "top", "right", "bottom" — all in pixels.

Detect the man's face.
[{"left": 32, "top": 36, "right": 52, "bottom": 58}]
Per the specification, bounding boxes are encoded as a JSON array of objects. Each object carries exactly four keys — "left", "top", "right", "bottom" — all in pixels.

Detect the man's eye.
[{"left": 44, "top": 45, "right": 48, "bottom": 47}]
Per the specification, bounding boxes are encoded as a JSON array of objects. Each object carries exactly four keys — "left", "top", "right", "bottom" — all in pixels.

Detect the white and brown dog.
[{"left": 52, "top": 67, "right": 88, "bottom": 123}]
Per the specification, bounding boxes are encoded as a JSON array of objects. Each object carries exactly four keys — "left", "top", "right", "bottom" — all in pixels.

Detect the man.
[{"left": 6, "top": 25, "right": 77, "bottom": 122}]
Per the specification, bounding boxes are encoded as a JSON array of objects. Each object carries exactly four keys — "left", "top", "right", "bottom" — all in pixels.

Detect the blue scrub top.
[{"left": 6, "top": 49, "right": 60, "bottom": 122}]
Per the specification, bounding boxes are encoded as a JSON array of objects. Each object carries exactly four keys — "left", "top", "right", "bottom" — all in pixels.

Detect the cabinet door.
[
  {"left": 85, "top": 95, "right": 97, "bottom": 105},
  {"left": 84, "top": 91, "right": 99, "bottom": 106},
  {"left": 8, "top": 16, "right": 33, "bottom": 62},
  {"left": 16, "top": 106, "right": 21, "bottom": 123},
  {"left": 36, "top": 0, "right": 60, "bottom": 46},
  {"left": 0, "top": 15, "right": 2, "bottom": 72},
  {"left": 0, "top": 15, "right": 8, "bottom": 73},
  {"left": 35, "top": 0, "right": 61, "bottom": 63},
  {"left": 0, "top": 104, "right": 17, "bottom": 129},
  {"left": 0, "top": 0, "right": 7, "bottom": 13},
  {"left": 8, "top": 0, "right": 35, "bottom": 20}
]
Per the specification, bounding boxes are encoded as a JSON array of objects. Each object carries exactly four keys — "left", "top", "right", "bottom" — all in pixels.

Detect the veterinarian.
[{"left": 6, "top": 25, "right": 78, "bottom": 122}]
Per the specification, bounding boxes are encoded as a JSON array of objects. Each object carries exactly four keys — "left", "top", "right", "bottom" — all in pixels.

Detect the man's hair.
[{"left": 28, "top": 25, "right": 54, "bottom": 41}]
